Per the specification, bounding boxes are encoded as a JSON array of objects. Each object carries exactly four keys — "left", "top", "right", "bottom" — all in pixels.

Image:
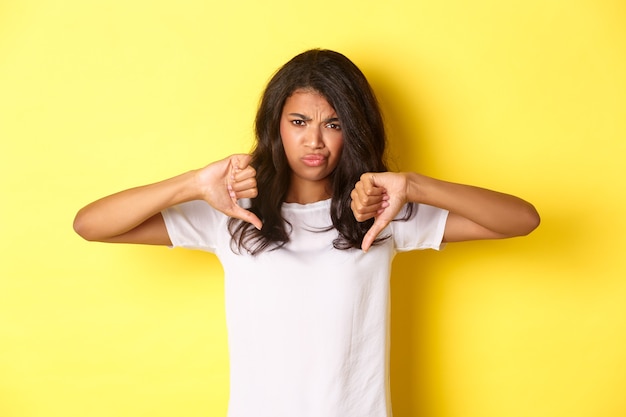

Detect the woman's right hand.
[
  {"left": 74, "top": 154, "right": 262, "bottom": 245},
  {"left": 195, "top": 154, "right": 262, "bottom": 230}
]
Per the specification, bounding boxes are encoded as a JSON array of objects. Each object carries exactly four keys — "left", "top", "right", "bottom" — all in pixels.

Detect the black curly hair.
[{"left": 228, "top": 49, "right": 406, "bottom": 254}]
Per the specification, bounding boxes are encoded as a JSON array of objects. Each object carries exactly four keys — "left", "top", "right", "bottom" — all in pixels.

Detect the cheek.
[
  {"left": 279, "top": 126, "right": 291, "bottom": 151},
  {"left": 332, "top": 137, "right": 344, "bottom": 157},
  {"left": 279, "top": 132, "right": 299, "bottom": 164},
  {"left": 328, "top": 140, "right": 344, "bottom": 169},
  {"left": 279, "top": 123, "right": 299, "bottom": 149},
  {"left": 280, "top": 132, "right": 292, "bottom": 149}
]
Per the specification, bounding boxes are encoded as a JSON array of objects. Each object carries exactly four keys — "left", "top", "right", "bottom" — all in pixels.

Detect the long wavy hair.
[{"left": 228, "top": 49, "right": 406, "bottom": 254}]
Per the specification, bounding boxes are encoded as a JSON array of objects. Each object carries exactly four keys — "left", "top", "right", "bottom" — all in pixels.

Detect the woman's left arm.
[{"left": 351, "top": 172, "right": 540, "bottom": 251}]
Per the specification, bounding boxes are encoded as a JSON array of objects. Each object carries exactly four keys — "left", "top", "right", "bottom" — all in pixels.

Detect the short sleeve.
[
  {"left": 390, "top": 203, "right": 449, "bottom": 252},
  {"left": 161, "top": 200, "right": 227, "bottom": 252}
]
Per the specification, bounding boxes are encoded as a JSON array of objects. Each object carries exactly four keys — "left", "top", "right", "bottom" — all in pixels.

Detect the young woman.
[{"left": 74, "top": 49, "right": 539, "bottom": 417}]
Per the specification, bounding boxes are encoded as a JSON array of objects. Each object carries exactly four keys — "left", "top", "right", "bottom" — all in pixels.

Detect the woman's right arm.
[{"left": 73, "top": 154, "right": 261, "bottom": 245}]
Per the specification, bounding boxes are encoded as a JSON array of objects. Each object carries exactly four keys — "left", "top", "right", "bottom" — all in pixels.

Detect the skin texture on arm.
[
  {"left": 350, "top": 172, "right": 540, "bottom": 251},
  {"left": 73, "top": 154, "right": 261, "bottom": 245}
]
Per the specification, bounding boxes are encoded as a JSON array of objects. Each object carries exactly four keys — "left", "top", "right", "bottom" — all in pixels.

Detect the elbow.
[
  {"left": 73, "top": 210, "right": 98, "bottom": 242},
  {"left": 73, "top": 212, "right": 90, "bottom": 241},
  {"left": 518, "top": 204, "right": 541, "bottom": 237}
]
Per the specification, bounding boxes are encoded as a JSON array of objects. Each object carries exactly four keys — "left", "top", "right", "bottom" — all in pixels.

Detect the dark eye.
[
  {"left": 291, "top": 119, "right": 306, "bottom": 126},
  {"left": 326, "top": 123, "right": 341, "bottom": 130}
]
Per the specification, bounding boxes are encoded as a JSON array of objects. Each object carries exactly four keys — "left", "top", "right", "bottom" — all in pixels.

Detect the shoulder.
[
  {"left": 162, "top": 200, "right": 229, "bottom": 232},
  {"left": 390, "top": 203, "right": 449, "bottom": 251},
  {"left": 161, "top": 200, "right": 230, "bottom": 252}
]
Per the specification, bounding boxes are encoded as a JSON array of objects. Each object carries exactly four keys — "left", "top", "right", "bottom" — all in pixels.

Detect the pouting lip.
[
  {"left": 300, "top": 154, "right": 328, "bottom": 167},
  {"left": 301, "top": 154, "right": 328, "bottom": 161}
]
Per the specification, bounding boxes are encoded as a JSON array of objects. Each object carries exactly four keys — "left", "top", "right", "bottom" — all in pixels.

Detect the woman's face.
[{"left": 279, "top": 89, "right": 344, "bottom": 202}]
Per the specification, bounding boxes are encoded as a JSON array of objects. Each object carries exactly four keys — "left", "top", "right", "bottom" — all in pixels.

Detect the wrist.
[
  {"left": 403, "top": 172, "right": 427, "bottom": 204},
  {"left": 188, "top": 169, "right": 210, "bottom": 201},
  {"left": 164, "top": 169, "right": 205, "bottom": 204}
]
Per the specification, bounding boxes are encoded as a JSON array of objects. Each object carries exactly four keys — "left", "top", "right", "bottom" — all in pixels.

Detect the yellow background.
[{"left": 1, "top": 0, "right": 625, "bottom": 416}]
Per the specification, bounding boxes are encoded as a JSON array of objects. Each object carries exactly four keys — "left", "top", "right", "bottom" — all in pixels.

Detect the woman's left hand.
[
  {"left": 350, "top": 172, "right": 409, "bottom": 251},
  {"left": 353, "top": 171, "right": 541, "bottom": 251}
]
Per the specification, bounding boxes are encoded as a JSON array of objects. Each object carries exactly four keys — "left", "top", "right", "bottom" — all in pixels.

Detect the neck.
[{"left": 285, "top": 178, "right": 331, "bottom": 204}]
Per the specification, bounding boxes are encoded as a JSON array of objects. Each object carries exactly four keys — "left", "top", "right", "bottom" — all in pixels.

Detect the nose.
[{"left": 305, "top": 125, "right": 323, "bottom": 149}]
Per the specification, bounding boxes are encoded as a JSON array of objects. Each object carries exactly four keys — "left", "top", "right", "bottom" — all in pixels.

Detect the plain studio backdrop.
[{"left": 1, "top": 1, "right": 625, "bottom": 416}]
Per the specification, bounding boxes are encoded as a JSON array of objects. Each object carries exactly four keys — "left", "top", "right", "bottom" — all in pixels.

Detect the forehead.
[{"left": 283, "top": 89, "right": 335, "bottom": 113}]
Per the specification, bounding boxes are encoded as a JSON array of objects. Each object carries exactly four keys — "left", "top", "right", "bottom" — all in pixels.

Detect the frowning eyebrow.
[{"left": 287, "top": 113, "right": 340, "bottom": 123}]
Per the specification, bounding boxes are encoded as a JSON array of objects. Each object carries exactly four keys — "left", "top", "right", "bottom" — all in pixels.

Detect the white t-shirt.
[{"left": 162, "top": 199, "right": 448, "bottom": 417}]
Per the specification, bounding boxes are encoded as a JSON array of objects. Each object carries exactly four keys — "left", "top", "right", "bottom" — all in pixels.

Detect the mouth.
[{"left": 301, "top": 154, "right": 327, "bottom": 167}]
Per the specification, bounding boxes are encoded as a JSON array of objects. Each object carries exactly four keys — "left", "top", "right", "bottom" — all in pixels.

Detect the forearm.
[
  {"left": 405, "top": 172, "right": 540, "bottom": 238},
  {"left": 73, "top": 170, "right": 200, "bottom": 242}
]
